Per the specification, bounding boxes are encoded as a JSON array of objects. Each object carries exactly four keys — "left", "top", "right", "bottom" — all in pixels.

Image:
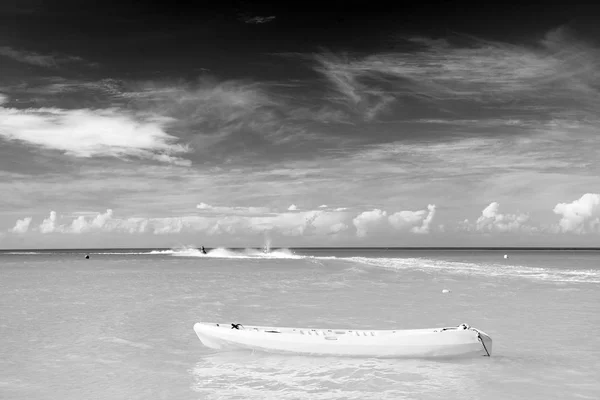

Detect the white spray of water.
[{"left": 263, "top": 234, "right": 272, "bottom": 253}]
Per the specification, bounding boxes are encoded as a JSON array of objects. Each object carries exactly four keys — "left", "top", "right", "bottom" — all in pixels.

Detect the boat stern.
[{"left": 476, "top": 330, "right": 493, "bottom": 356}]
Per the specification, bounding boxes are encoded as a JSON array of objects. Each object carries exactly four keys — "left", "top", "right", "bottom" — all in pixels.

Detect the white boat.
[{"left": 193, "top": 322, "right": 492, "bottom": 358}]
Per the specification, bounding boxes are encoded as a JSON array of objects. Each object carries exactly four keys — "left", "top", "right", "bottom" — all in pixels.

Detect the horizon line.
[{"left": 2, "top": 246, "right": 600, "bottom": 252}]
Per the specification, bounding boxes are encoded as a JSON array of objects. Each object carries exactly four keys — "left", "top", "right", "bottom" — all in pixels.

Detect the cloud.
[
  {"left": 196, "top": 203, "right": 270, "bottom": 215},
  {"left": 106, "top": 78, "right": 343, "bottom": 150},
  {"left": 2, "top": 77, "right": 287, "bottom": 151},
  {"left": 33, "top": 210, "right": 127, "bottom": 234},
  {"left": 2, "top": 74, "right": 354, "bottom": 163},
  {"left": 0, "top": 46, "right": 89, "bottom": 68},
  {"left": 287, "top": 106, "right": 351, "bottom": 124},
  {"left": 353, "top": 209, "right": 387, "bottom": 237},
  {"left": 389, "top": 204, "right": 436, "bottom": 234},
  {"left": 0, "top": 96, "right": 190, "bottom": 165},
  {"left": 239, "top": 15, "right": 276, "bottom": 24},
  {"left": 119, "top": 79, "right": 280, "bottom": 140},
  {"left": 208, "top": 209, "right": 350, "bottom": 237},
  {"left": 10, "top": 217, "right": 32, "bottom": 234},
  {"left": 26, "top": 199, "right": 352, "bottom": 239},
  {"left": 553, "top": 193, "right": 600, "bottom": 234},
  {"left": 314, "top": 27, "right": 600, "bottom": 120},
  {"left": 39, "top": 211, "right": 60, "bottom": 233},
  {"left": 462, "top": 202, "right": 532, "bottom": 233},
  {"left": 69, "top": 209, "right": 115, "bottom": 233},
  {"left": 314, "top": 52, "right": 395, "bottom": 121},
  {"left": 17, "top": 207, "right": 350, "bottom": 238}
]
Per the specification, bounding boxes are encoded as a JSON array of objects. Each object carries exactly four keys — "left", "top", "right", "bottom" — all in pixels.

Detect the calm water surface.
[{"left": 1, "top": 248, "right": 599, "bottom": 399}]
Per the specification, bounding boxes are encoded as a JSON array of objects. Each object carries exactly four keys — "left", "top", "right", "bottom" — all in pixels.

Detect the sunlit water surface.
[{"left": 1, "top": 248, "right": 599, "bottom": 399}]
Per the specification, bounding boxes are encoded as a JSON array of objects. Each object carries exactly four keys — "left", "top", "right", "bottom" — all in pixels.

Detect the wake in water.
[
  {"left": 4, "top": 248, "right": 597, "bottom": 283},
  {"left": 335, "top": 256, "right": 600, "bottom": 284},
  {"left": 167, "top": 246, "right": 303, "bottom": 259}
]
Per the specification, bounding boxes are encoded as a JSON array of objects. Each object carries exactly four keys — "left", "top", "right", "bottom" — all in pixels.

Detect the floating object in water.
[
  {"left": 504, "top": 254, "right": 508, "bottom": 259},
  {"left": 193, "top": 321, "right": 492, "bottom": 358},
  {"left": 85, "top": 254, "right": 90, "bottom": 259},
  {"left": 442, "top": 289, "right": 451, "bottom": 294}
]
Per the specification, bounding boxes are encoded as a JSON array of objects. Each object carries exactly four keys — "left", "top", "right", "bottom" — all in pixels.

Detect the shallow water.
[{"left": 1, "top": 248, "right": 599, "bottom": 399}]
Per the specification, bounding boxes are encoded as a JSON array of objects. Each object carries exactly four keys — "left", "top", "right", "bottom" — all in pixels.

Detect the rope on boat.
[{"left": 477, "top": 333, "right": 490, "bottom": 356}]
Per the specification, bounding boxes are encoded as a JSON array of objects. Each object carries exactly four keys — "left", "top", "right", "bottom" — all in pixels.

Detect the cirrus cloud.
[
  {"left": 0, "top": 46, "right": 90, "bottom": 68},
  {"left": 313, "top": 27, "right": 600, "bottom": 122}
]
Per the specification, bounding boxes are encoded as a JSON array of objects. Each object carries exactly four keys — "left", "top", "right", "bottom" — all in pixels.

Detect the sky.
[{"left": 1, "top": 0, "right": 600, "bottom": 248}]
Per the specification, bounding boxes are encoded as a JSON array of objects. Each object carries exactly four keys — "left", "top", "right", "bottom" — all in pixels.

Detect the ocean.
[{"left": 1, "top": 247, "right": 599, "bottom": 399}]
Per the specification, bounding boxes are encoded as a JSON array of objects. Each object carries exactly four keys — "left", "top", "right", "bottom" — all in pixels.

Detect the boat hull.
[{"left": 193, "top": 322, "right": 492, "bottom": 358}]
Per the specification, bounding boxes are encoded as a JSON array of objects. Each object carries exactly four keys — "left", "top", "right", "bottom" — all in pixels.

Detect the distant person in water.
[{"left": 201, "top": 246, "right": 207, "bottom": 254}]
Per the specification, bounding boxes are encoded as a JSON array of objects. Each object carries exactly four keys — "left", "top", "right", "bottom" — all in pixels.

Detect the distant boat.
[{"left": 193, "top": 322, "right": 492, "bottom": 358}]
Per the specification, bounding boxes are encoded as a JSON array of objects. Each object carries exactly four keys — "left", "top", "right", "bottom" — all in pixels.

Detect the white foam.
[
  {"left": 331, "top": 256, "right": 600, "bottom": 284},
  {"left": 170, "top": 247, "right": 303, "bottom": 259}
]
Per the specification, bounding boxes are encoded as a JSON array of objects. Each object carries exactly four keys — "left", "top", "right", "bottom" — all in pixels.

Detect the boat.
[{"left": 193, "top": 321, "right": 492, "bottom": 358}]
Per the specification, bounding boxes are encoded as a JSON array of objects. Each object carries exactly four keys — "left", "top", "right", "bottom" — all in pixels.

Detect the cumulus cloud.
[
  {"left": 463, "top": 202, "right": 531, "bottom": 233},
  {"left": 18, "top": 207, "right": 350, "bottom": 238},
  {"left": 69, "top": 209, "right": 114, "bottom": 233},
  {"left": 553, "top": 193, "right": 600, "bottom": 234},
  {"left": 208, "top": 209, "right": 350, "bottom": 237},
  {"left": 32, "top": 210, "right": 142, "bottom": 234},
  {"left": 352, "top": 209, "right": 387, "bottom": 237},
  {"left": 39, "top": 211, "right": 60, "bottom": 233},
  {"left": 351, "top": 204, "right": 439, "bottom": 237},
  {"left": 0, "top": 97, "right": 190, "bottom": 165},
  {"left": 10, "top": 217, "right": 32, "bottom": 234},
  {"left": 389, "top": 204, "right": 437, "bottom": 234},
  {"left": 329, "top": 222, "right": 348, "bottom": 234}
]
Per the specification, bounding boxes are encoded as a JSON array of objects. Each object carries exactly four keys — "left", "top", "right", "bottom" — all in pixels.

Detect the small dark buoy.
[{"left": 85, "top": 254, "right": 90, "bottom": 259}]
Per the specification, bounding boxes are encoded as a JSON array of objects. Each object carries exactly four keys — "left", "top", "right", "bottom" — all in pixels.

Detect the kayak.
[{"left": 193, "top": 322, "right": 492, "bottom": 358}]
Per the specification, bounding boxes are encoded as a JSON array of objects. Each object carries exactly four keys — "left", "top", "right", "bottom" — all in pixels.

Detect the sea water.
[{"left": 1, "top": 248, "right": 599, "bottom": 399}]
